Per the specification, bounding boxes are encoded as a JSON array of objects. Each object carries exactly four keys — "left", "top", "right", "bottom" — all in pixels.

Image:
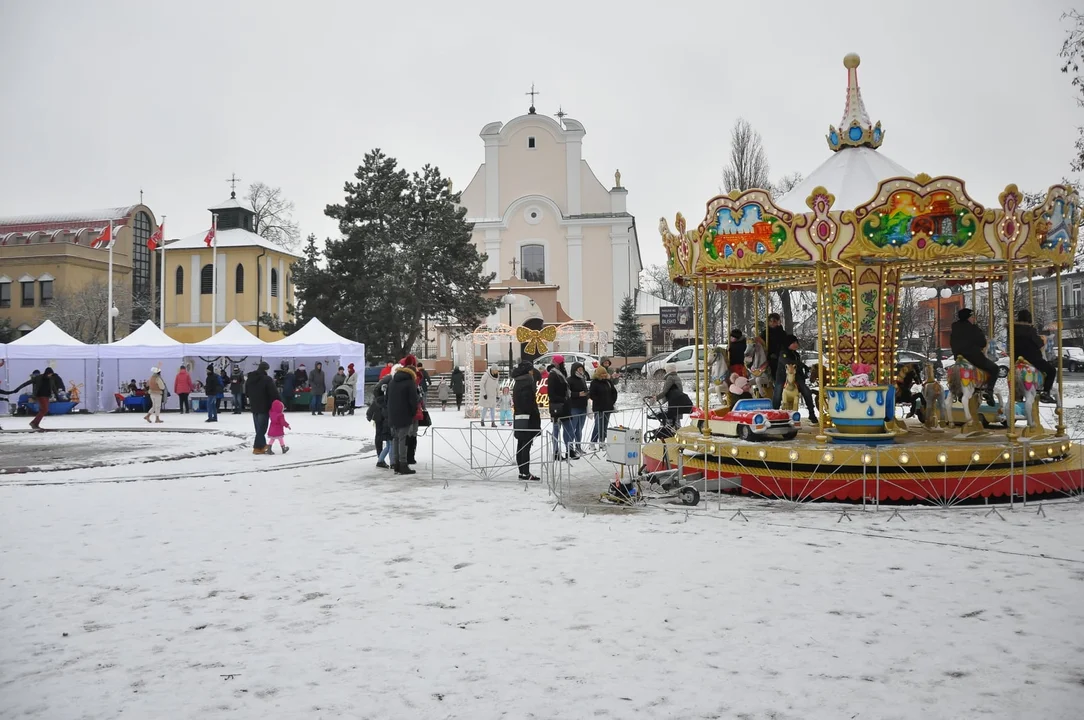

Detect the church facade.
[{"left": 457, "top": 108, "right": 642, "bottom": 353}]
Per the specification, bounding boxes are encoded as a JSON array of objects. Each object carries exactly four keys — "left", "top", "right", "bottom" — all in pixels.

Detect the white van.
[{"left": 645, "top": 345, "right": 709, "bottom": 381}]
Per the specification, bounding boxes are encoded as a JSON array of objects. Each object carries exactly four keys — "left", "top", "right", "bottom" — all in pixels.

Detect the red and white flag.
[
  {"left": 147, "top": 222, "right": 164, "bottom": 252},
  {"left": 90, "top": 224, "right": 113, "bottom": 249},
  {"left": 203, "top": 223, "right": 216, "bottom": 247}
]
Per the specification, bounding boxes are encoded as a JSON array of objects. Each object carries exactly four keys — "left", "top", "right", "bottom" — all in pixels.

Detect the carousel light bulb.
[
  {"left": 730, "top": 446, "right": 739, "bottom": 456},
  {"left": 1048, "top": 447, "right": 1055, "bottom": 456},
  {"left": 1061, "top": 444, "right": 1068, "bottom": 452},
  {"left": 1028, "top": 449, "right": 1036, "bottom": 458},
  {"left": 937, "top": 452, "right": 948, "bottom": 464},
  {"left": 899, "top": 453, "right": 910, "bottom": 464},
  {"left": 971, "top": 452, "right": 981, "bottom": 462},
  {"left": 862, "top": 453, "right": 873, "bottom": 465},
  {"left": 822, "top": 452, "right": 834, "bottom": 463},
  {"left": 757, "top": 448, "right": 767, "bottom": 460},
  {"left": 1003, "top": 451, "right": 1011, "bottom": 460},
  {"left": 788, "top": 450, "right": 799, "bottom": 461}
]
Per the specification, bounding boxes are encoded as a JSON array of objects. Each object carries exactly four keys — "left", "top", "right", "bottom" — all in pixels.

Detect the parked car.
[
  {"left": 941, "top": 353, "right": 1010, "bottom": 378},
  {"left": 620, "top": 351, "right": 669, "bottom": 378},
  {"left": 1060, "top": 346, "right": 1084, "bottom": 372},
  {"left": 532, "top": 352, "right": 600, "bottom": 374},
  {"left": 645, "top": 345, "right": 708, "bottom": 380}
]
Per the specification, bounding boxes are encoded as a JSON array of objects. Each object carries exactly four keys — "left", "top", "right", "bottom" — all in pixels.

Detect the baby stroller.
[
  {"left": 643, "top": 397, "right": 681, "bottom": 443},
  {"left": 332, "top": 387, "right": 352, "bottom": 416}
]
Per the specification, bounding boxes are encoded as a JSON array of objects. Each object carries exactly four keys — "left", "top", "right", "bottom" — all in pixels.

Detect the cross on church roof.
[
  {"left": 554, "top": 106, "right": 567, "bottom": 124},
  {"left": 225, "top": 173, "right": 242, "bottom": 199},
  {"left": 509, "top": 256, "right": 519, "bottom": 277},
  {"left": 526, "top": 83, "right": 539, "bottom": 114}
]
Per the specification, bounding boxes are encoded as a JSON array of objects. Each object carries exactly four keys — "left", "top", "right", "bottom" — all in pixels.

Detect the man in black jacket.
[
  {"left": 386, "top": 364, "right": 419, "bottom": 475},
  {"left": 763, "top": 313, "right": 787, "bottom": 377},
  {"left": 204, "top": 365, "right": 222, "bottom": 423},
  {"left": 1013, "top": 309, "right": 1057, "bottom": 403},
  {"left": 245, "top": 362, "right": 281, "bottom": 455},
  {"left": 949, "top": 308, "right": 1000, "bottom": 401},
  {"left": 772, "top": 335, "right": 818, "bottom": 423},
  {"left": 29, "top": 368, "right": 55, "bottom": 430},
  {"left": 511, "top": 361, "right": 542, "bottom": 481}
]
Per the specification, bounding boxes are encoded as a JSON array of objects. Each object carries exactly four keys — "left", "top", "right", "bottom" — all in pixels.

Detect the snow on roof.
[
  {"left": 209, "top": 195, "right": 251, "bottom": 212},
  {"left": 110, "top": 320, "right": 182, "bottom": 347},
  {"left": 635, "top": 291, "right": 677, "bottom": 315},
  {"left": 165, "top": 227, "right": 301, "bottom": 257},
  {"left": 187, "top": 319, "right": 268, "bottom": 348},
  {"left": 777, "top": 146, "right": 913, "bottom": 212},
  {"left": 0, "top": 206, "right": 139, "bottom": 233},
  {"left": 9, "top": 319, "right": 86, "bottom": 346}
]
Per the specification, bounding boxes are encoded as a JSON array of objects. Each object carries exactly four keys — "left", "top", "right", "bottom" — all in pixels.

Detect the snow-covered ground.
[{"left": 2, "top": 398, "right": 1084, "bottom": 719}]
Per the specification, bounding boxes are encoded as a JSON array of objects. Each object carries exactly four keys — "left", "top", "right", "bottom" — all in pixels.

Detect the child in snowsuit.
[
  {"left": 437, "top": 379, "right": 450, "bottom": 411},
  {"left": 267, "top": 399, "right": 291, "bottom": 455},
  {"left": 367, "top": 383, "right": 392, "bottom": 468},
  {"left": 498, "top": 385, "right": 513, "bottom": 426}
]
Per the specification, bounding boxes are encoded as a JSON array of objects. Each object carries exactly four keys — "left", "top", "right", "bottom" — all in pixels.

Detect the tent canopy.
[
  {"left": 99, "top": 320, "right": 184, "bottom": 358},
  {"left": 6, "top": 319, "right": 98, "bottom": 359},
  {"left": 183, "top": 320, "right": 268, "bottom": 357},
  {"left": 261, "top": 318, "right": 365, "bottom": 357}
]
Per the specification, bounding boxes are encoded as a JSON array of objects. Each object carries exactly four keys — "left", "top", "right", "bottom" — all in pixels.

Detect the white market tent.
[
  {"left": 262, "top": 318, "right": 366, "bottom": 406},
  {"left": 99, "top": 320, "right": 186, "bottom": 411},
  {"left": 4, "top": 320, "right": 100, "bottom": 412},
  {"left": 183, "top": 319, "right": 269, "bottom": 357}
]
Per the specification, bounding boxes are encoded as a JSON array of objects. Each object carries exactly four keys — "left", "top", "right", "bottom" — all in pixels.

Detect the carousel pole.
[
  {"left": 702, "top": 275, "right": 711, "bottom": 439},
  {"left": 1006, "top": 261, "right": 1017, "bottom": 441},
  {"left": 692, "top": 276, "right": 700, "bottom": 402},
  {"left": 1055, "top": 264, "right": 1066, "bottom": 437},
  {"left": 727, "top": 287, "right": 733, "bottom": 341},
  {"left": 753, "top": 285, "right": 759, "bottom": 341},
  {"left": 987, "top": 281, "right": 995, "bottom": 345},
  {"left": 971, "top": 260, "right": 977, "bottom": 310},
  {"left": 1027, "top": 260, "right": 1035, "bottom": 321},
  {"left": 815, "top": 262, "right": 828, "bottom": 441}
]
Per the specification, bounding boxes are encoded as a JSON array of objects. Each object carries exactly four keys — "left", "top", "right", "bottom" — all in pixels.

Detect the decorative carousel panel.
[
  {"left": 828, "top": 266, "right": 855, "bottom": 385},
  {"left": 694, "top": 190, "right": 808, "bottom": 272},
  {"left": 846, "top": 175, "right": 989, "bottom": 262},
  {"left": 1023, "top": 185, "right": 1080, "bottom": 267},
  {"left": 660, "top": 213, "right": 698, "bottom": 282},
  {"left": 792, "top": 186, "right": 856, "bottom": 262}
]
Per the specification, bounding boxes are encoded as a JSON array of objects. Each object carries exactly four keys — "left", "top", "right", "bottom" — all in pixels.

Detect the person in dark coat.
[
  {"left": 547, "top": 355, "right": 571, "bottom": 459},
  {"left": 772, "top": 335, "right": 818, "bottom": 422},
  {"left": 294, "top": 365, "right": 309, "bottom": 388},
  {"left": 1013, "top": 309, "right": 1057, "bottom": 403},
  {"left": 589, "top": 365, "right": 617, "bottom": 442},
  {"left": 367, "top": 382, "right": 392, "bottom": 468},
  {"left": 450, "top": 367, "right": 466, "bottom": 410},
  {"left": 204, "top": 365, "right": 222, "bottom": 422},
  {"left": 309, "top": 362, "right": 327, "bottom": 415},
  {"left": 50, "top": 371, "right": 67, "bottom": 400},
  {"left": 950, "top": 308, "right": 1000, "bottom": 398},
  {"left": 567, "top": 362, "right": 589, "bottom": 458},
  {"left": 29, "top": 368, "right": 55, "bottom": 430},
  {"left": 229, "top": 365, "right": 245, "bottom": 413},
  {"left": 728, "top": 328, "right": 747, "bottom": 374},
  {"left": 763, "top": 313, "right": 788, "bottom": 377},
  {"left": 511, "top": 361, "right": 542, "bottom": 481},
  {"left": 246, "top": 361, "right": 281, "bottom": 454},
  {"left": 386, "top": 363, "right": 419, "bottom": 475},
  {"left": 282, "top": 369, "right": 296, "bottom": 413}
]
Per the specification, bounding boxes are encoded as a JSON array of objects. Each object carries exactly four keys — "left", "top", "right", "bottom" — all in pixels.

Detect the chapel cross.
[
  {"left": 225, "top": 173, "right": 242, "bottom": 195},
  {"left": 525, "top": 83, "right": 540, "bottom": 112},
  {"left": 509, "top": 257, "right": 519, "bottom": 277}
]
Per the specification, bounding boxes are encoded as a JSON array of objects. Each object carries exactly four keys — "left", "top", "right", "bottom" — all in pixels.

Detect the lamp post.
[{"left": 502, "top": 293, "right": 515, "bottom": 374}]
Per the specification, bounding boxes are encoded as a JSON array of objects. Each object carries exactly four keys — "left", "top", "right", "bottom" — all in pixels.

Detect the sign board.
[{"left": 660, "top": 306, "right": 693, "bottom": 330}]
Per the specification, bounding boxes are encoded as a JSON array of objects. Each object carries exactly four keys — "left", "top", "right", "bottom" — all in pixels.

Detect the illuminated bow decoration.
[{"left": 515, "top": 325, "right": 558, "bottom": 356}]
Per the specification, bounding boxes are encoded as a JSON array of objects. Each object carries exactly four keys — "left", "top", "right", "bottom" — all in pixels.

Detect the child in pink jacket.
[{"left": 267, "top": 399, "right": 291, "bottom": 454}]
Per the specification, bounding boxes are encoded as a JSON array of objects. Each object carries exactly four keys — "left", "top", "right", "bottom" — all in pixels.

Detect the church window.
[
  {"left": 528, "top": 136, "right": 536, "bottom": 149},
  {"left": 521, "top": 244, "right": 545, "bottom": 283},
  {"left": 200, "top": 264, "right": 214, "bottom": 295},
  {"left": 235, "top": 263, "right": 245, "bottom": 293},
  {"left": 175, "top": 266, "right": 184, "bottom": 294},
  {"left": 271, "top": 268, "right": 279, "bottom": 298},
  {"left": 0, "top": 281, "right": 9, "bottom": 308}
]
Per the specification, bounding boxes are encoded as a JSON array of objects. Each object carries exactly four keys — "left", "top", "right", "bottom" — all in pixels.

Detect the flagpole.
[
  {"left": 107, "top": 220, "right": 114, "bottom": 343},
  {"left": 211, "top": 214, "right": 218, "bottom": 334},
  {"left": 159, "top": 216, "right": 166, "bottom": 329}
]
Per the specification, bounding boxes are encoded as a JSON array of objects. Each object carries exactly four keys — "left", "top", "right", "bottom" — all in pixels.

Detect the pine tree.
[{"left": 613, "top": 294, "right": 647, "bottom": 357}]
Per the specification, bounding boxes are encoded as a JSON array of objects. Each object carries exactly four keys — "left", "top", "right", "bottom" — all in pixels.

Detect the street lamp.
[{"left": 502, "top": 293, "right": 515, "bottom": 374}]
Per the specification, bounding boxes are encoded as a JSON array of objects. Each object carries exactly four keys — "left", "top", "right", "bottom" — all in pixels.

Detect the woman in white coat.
[{"left": 479, "top": 366, "right": 500, "bottom": 427}]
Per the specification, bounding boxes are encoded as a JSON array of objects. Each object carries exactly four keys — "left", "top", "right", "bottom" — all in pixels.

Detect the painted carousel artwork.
[{"left": 644, "top": 53, "right": 1081, "bottom": 503}]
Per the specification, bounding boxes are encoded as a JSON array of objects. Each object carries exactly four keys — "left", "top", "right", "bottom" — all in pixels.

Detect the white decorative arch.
[{"left": 37, "top": 272, "right": 55, "bottom": 282}]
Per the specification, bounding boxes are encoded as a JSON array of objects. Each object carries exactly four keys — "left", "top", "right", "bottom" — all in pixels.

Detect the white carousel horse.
[
  {"left": 709, "top": 345, "right": 729, "bottom": 407},
  {"left": 780, "top": 364, "right": 800, "bottom": 411},
  {"left": 1014, "top": 358, "right": 1044, "bottom": 437},
  {"left": 946, "top": 357, "right": 990, "bottom": 434},
  {"left": 746, "top": 338, "right": 772, "bottom": 399}
]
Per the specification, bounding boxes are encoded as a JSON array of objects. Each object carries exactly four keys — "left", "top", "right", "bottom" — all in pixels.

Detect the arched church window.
[
  {"left": 235, "top": 263, "right": 245, "bottom": 293},
  {"left": 175, "top": 266, "right": 184, "bottom": 295},
  {"left": 271, "top": 268, "right": 279, "bottom": 298},
  {"left": 200, "top": 265, "right": 214, "bottom": 295},
  {"left": 521, "top": 244, "right": 545, "bottom": 283}
]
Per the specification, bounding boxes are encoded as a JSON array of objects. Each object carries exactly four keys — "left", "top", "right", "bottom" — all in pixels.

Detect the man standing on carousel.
[{"left": 949, "top": 308, "right": 1000, "bottom": 405}]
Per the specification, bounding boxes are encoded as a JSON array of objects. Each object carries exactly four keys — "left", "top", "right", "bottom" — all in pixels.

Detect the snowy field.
[{"left": 2, "top": 392, "right": 1084, "bottom": 719}]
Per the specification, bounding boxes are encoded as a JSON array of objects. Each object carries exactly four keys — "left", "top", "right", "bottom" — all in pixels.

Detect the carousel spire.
[{"left": 826, "top": 53, "right": 884, "bottom": 152}]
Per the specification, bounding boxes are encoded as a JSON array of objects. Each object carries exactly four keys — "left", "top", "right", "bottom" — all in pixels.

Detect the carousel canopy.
[{"left": 779, "top": 146, "right": 913, "bottom": 212}]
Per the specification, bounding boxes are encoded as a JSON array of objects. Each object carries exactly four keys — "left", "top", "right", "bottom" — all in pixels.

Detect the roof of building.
[
  {"left": 635, "top": 290, "right": 677, "bottom": 315},
  {"left": 165, "top": 227, "right": 301, "bottom": 257},
  {"left": 0, "top": 205, "right": 141, "bottom": 234},
  {"left": 209, "top": 194, "right": 251, "bottom": 212}
]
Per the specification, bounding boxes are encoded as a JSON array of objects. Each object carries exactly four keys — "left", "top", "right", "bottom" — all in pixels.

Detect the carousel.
[{"left": 642, "top": 53, "right": 1082, "bottom": 503}]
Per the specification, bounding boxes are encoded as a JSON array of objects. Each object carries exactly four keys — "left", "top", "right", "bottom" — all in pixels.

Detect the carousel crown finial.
[{"left": 827, "top": 53, "right": 885, "bottom": 152}]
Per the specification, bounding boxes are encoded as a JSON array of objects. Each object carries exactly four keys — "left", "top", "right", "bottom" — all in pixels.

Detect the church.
[{"left": 447, "top": 98, "right": 642, "bottom": 366}]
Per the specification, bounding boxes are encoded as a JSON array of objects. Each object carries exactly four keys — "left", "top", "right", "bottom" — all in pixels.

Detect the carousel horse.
[
  {"left": 780, "top": 364, "right": 800, "bottom": 411},
  {"left": 746, "top": 337, "right": 772, "bottom": 399},
  {"left": 709, "top": 345, "right": 729, "bottom": 407},
  {"left": 946, "top": 357, "right": 989, "bottom": 435},
  {"left": 1014, "top": 358, "right": 1045, "bottom": 437},
  {"left": 920, "top": 363, "right": 950, "bottom": 432}
]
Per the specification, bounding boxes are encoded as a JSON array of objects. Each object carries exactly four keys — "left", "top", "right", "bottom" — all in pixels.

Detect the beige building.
[
  {"left": 162, "top": 194, "right": 299, "bottom": 342},
  {"left": 0, "top": 204, "right": 158, "bottom": 337},
  {"left": 456, "top": 106, "right": 643, "bottom": 359}
]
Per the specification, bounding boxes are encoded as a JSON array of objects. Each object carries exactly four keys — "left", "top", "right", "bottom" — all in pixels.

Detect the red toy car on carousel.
[{"left": 689, "top": 398, "right": 800, "bottom": 441}]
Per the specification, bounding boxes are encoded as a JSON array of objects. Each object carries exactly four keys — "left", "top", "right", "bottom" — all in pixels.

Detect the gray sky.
[{"left": 0, "top": 0, "right": 1078, "bottom": 270}]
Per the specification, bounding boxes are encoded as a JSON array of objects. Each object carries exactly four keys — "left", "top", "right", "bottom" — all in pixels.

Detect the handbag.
[
  {"left": 550, "top": 401, "right": 565, "bottom": 419},
  {"left": 419, "top": 410, "right": 432, "bottom": 427}
]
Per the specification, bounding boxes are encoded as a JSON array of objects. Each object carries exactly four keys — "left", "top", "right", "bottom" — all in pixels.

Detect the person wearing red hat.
[{"left": 343, "top": 363, "right": 358, "bottom": 414}]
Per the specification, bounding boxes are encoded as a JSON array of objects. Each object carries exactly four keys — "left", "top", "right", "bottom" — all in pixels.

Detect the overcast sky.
[{"left": 0, "top": 0, "right": 1078, "bottom": 270}]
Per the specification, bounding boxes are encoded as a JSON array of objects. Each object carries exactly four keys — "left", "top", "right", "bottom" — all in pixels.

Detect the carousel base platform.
[{"left": 641, "top": 422, "right": 1083, "bottom": 503}]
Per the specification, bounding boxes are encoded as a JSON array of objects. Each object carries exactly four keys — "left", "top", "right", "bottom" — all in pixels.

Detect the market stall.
[
  {"left": 99, "top": 320, "right": 186, "bottom": 412},
  {"left": 4, "top": 320, "right": 99, "bottom": 413},
  {"left": 261, "top": 318, "right": 366, "bottom": 409}
]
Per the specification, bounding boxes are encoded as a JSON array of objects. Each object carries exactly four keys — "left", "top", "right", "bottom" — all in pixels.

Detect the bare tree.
[
  {"left": 770, "top": 172, "right": 804, "bottom": 199},
  {"left": 246, "top": 182, "right": 300, "bottom": 250},
  {"left": 1060, "top": 10, "right": 1084, "bottom": 173},
  {"left": 41, "top": 279, "right": 153, "bottom": 343},
  {"left": 721, "top": 118, "right": 771, "bottom": 193}
]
